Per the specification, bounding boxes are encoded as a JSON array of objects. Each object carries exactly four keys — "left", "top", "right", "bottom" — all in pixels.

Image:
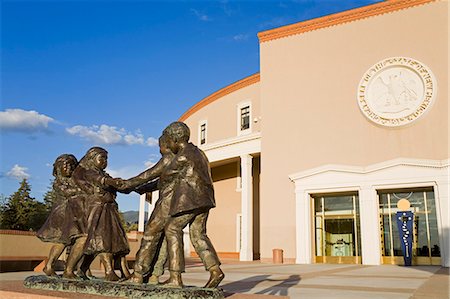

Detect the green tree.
[
  {"left": 118, "top": 211, "right": 139, "bottom": 233},
  {"left": 42, "top": 179, "right": 56, "bottom": 212},
  {"left": 0, "top": 179, "right": 49, "bottom": 231},
  {"left": 0, "top": 194, "right": 8, "bottom": 227}
]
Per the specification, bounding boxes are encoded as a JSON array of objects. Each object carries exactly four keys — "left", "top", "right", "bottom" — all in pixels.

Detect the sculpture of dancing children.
[
  {"left": 37, "top": 154, "right": 87, "bottom": 278},
  {"left": 126, "top": 134, "right": 175, "bottom": 285},
  {"left": 71, "top": 147, "right": 130, "bottom": 281},
  {"left": 123, "top": 122, "right": 224, "bottom": 288},
  {"left": 158, "top": 122, "right": 224, "bottom": 288},
  {"left": 121, "top": 134, "right": 177, "bottom": 284}
]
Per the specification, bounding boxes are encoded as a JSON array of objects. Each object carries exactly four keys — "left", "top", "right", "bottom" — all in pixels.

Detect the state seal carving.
[{"left": 357, "top": 57, "right": 437, "bottom": 127}]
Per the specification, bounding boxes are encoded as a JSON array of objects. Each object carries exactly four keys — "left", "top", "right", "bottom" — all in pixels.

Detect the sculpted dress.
[
  {"left": 72, "top": 166, "right": 130, "bottom": 257},
  {"left": 37, "top": 177, "right": 85, "bottom": 245}
]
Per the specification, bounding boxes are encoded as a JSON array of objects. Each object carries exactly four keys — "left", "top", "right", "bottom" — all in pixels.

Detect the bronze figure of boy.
[{"left": 123, "top": 122, "right": 224, "bottom": 288}]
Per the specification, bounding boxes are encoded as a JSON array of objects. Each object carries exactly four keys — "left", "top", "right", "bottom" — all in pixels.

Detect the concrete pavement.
[{"left": 0, "top": 260, "right": 448, "bottom": 298}]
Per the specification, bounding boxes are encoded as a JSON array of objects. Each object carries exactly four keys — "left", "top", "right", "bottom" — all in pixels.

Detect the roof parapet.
[
  {"left": 258, "top": 0, "right": 436, "bottom": 43},
  {"left": 179, "top": 73, "right": 260, "bottom": 121}
]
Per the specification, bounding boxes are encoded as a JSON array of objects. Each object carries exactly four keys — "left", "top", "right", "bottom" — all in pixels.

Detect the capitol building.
[{"left": 138, "top": 0, "right": 449, "bottom": 267}]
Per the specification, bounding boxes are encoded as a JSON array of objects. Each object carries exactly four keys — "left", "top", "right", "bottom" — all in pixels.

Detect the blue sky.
[{"left": 1, "top": 0, "right": 380, "bottom": 211}]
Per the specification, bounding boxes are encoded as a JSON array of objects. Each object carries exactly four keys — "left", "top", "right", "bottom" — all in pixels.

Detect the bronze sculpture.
[
  {"left": 35, "top": 122, "right": 224, "bottom": 291},
  {"left": 122, "top": 122, "right": 224, "bottom": 288},
  {"left": 37, "top": 154, "right": 86, "bottom": 277},
  {"left": 71, "top": 147, "right": 130, "bottom": 281},
  {"left": 120, "top": 134, "right": 180, "bottom": 284},
  {"left": 160, "top": 122, "right": 224, "bottom": 288}
]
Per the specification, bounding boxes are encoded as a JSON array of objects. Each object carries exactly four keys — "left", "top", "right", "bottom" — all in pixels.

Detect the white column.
[
  {"left": 183, "top": 225, "right": 191, "bottom": 257},
  {"left": 295, "top": 186, "right": 312, "bottom": 264},
  {"left": 240, "top": 154, "right": 253, "bottom": 261},
  {"left": 148, "top": 191, "right": 159, "bottom": 220},
  {"left": 138, "top": 194, "right": 146, "bottom": 232},
  {"left": 436, "top": 180, "right": 449, "bottom": 267},
  {"left": 359, "top": 186, "right": 381, "bottom": 265}
]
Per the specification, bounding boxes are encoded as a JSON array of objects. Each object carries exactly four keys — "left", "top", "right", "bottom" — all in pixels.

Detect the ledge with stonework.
[{"left": 24, "top": 275, "right": 224, "bottom": 299}]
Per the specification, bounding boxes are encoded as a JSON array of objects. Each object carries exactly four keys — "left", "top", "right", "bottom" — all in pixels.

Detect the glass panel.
[
  {"left": 354, "top": 195, "right": 361, "bottom": 257},
  {"left": 200, "top": 124, "right": 206, "bottom": 144},
  {"left": 241, "top": 106, "right": 250, "bottom": 130},
  {"left": 315, "top": 216, "right": 323, "bottom": 256},
  {"left": 426, "top": 191, "right": 441, "bottom": 257},
  {"left": 324, "top": 196, "right": 353, "bottom": 215},
  {"left": 382, "top": 214, "right": 392, "bottom": 256},
  {"left": 314, "top": 197, "right": 322, "bottom": 214},
  {"left": 324, "top": 218, "right": 355, "bottom": 256},
  {"left": 313, "top": 193, "right": 361, "bottom": 261},
  {"left": 377, "top": 188, "right": 440, "bottom": 260}
]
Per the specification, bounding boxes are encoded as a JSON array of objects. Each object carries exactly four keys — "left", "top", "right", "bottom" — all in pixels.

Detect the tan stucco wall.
[
  {"left": 0, "top": 232, "right": 142, "bottom": 270},
  {"left": 201, "top": 162, "right": 241, "bottom": 253},
  {"left": 184, "top": 82, "right": 261, "bottom": 145},
  {"left": 0, "top": 234, "right": 53, "bottom": 257},
  {"left": 259, "top": 1, "right": 448, "bottom": 260}
]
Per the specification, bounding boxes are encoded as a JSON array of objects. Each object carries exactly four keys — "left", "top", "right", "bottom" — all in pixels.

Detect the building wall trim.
[
  {"left": 289, "top": 158, "right": 450, "bottom": 181},
  {"left": 200, "top": 132, "right": 261, "bottom": 163},
  {"left": 179, "top": 73, "right": 260, "bottom": 122},
  {"left": 290, "top": 158, "right": 450, "bottom": 267},
  {"left": 258, "top": 0, "right": 436, "bottom": 43}
]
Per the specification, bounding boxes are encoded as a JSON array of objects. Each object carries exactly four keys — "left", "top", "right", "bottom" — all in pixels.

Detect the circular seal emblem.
[{"left": 357, "top": 57, "right": 437, "bottom": 127}]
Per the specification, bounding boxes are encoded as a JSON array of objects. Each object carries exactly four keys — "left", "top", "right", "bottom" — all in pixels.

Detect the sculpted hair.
[
  {"left": 53, "top": 154, "right": 78, "bottom": 177},
  {"left": 78, "top": 147, "right": 108, "bottom": 168},
  {"left": 163, "top": 122, "right": 190, "bottom": 142}
]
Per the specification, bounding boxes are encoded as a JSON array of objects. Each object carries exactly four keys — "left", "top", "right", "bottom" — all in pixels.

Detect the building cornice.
[
  {"left": 289, "top": 158, "right": 450, "bottom": 182},
  {"left": 200, "top": 132, "right": 261, "bottom": 152},
  {"left": 179, "top": 73, "right": 260, "bottom": 122},
  {"left": 199, "top": 132, "right": 261, "bottom": 163},
  {"left": 258, "top": 0, "right": 436, "bottom": 43}
]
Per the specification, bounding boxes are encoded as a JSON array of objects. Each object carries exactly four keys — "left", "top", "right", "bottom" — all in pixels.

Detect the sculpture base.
[{"left": 24, "top": 275, "right": 224, "bottom": 299}]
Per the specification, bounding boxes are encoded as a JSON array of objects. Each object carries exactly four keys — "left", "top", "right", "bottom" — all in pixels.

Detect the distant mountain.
[{"left": 121, "top": 210, "right": 148, "bottom": 224}]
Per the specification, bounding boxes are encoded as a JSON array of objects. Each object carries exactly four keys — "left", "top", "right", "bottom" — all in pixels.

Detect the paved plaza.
[{"left": 0, "top": 260, "right": 448, "bottom": 298}]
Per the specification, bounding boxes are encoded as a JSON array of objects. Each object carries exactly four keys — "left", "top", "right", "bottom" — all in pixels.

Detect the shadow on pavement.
[
  {"left": 255, "top": 274, "right": 300, "bottom": 296},
  {"left": 221, "top": 274, "right": 270, "bottom": 295},
  {"left": 221, "top": 274, "right": 300, "bottom": 297}
]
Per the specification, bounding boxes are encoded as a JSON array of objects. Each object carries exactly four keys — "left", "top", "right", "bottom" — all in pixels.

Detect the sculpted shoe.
[
  {"left": 161, "top": 271, "right": 183, "bottom": 288},
  {"left": 122, "top": 272, "right": 143, "bottom": 284},
  {"left": 62, "top": 271, "right": 79, "bottom": 280},
  {"left": 76, "top": 269, "right": 93, "bottom": 280},
  {"left": 204, "top": 266, "right": 225, "bottom": 288},
  {"left": 147, "top": 274, "right": 160, "bottom": 285},
  {"left": 104, "top": 271, "right": 121, "bottom": 282},
  {"left": 43, "top": 266, "right": 58, "bottom": 277}
]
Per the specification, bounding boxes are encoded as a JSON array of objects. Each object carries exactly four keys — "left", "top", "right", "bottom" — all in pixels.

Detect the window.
[
  {"left": 240, "top": 106, "right": 250, "bottom": 130},
  {"left": 198, "top": 120, "right": 207, "bottom": 145},
  {"left": 312, "top": 192, "right": 362, "bottom": 264},
  {"left": 378, "top": 187, "right": 440, "bottom": 265},
  {"left": 237, "top": 102, "right": 251, "bottom": 135}
]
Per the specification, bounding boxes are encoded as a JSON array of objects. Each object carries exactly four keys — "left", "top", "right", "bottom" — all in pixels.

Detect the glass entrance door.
[
  {"left": 313, "top": 193, "right": 361, "bottom": 264},
  {"left": 378, "top": 187, "right": 441, "bottom": 265}
]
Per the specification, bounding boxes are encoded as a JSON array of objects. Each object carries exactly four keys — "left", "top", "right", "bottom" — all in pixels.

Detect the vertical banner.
[{"left": 396, "top": 211, "right": 414, "bottom": 266}]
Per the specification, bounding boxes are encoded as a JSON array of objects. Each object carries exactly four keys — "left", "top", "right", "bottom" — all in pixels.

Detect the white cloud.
[
  {"left": 144, "top": 160, "right": 157, "bottom": 168},
  {"left": 66, "top": 124, "right": 157, "bottom": 147},
  {"left": 0, "top": 109, "right": 54, "bottom": 132},
  {"left": 106, "top": 165, "right": 148, "bottom": 179},
  {"left": 124, "top": 133, "right": 145, "bottom": 145},
  {"left": 144, "top": 154, "right": 161, "bottom": 168},
  {"left": 146, "top": 137, "right": 158, "bottom": 147},
  {"left": 233, "top": 34, "right": 249, "bottom": 41},
  {"left": 191, "top": 8, "right": 211, "bottom": 21},
  {"left": 7, "top": 164, "right": 30, "bottom": 180}
]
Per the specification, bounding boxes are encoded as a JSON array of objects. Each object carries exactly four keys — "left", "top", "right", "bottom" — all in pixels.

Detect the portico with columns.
[{"left": 137, "top": 132, "right": 261, "bottom": 261}]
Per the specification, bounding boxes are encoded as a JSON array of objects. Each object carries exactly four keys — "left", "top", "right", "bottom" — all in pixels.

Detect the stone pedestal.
[{"left": 24, "top": 275, "right": 224, "bottom": 299}]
